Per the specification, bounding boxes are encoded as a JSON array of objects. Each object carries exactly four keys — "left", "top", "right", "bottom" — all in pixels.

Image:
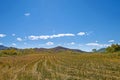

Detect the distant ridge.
[
  {"left": 33, "top": 46, "right": 85, "bottom": 53},
  {"left": 97, "top": 48, "right": 106, "bottom": 52},
  {"left": 0, "top": 45, "right": 8, "bottom": 50},
  {"left": 51, "top": 46, "right": 69, "bottom": 50},
  {"left": 0, "top": 45, "right": 85, "bottom": 53},
  {"left": 50, "top": 46, "right": 85, "bottom": 53}
]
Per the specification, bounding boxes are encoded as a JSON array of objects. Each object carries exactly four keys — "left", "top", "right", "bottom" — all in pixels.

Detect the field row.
[{"left": 0, "top": 53, "right": 120, "bottom": 80}]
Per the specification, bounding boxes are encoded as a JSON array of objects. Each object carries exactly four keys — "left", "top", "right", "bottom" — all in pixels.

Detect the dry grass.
[{"left": 0, "top": 53, "right": 120, "bottom": 80}]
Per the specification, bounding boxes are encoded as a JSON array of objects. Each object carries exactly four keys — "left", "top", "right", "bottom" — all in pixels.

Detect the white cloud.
[
  {"left": 12, "top": 34, "right": 16, "bottom": 36},
  {"left": 28, "top": 33, "right": 75, "bottom": 40},
  {"left": 28, "top": 35, "right": 49, "bottom": 40},
  {"left": 86, "top": 43, "right": 110, "bottom": 47},
  {"left": 17, "top": 38, "right": 22, "bottom": 41},
  {"left": 77, "top": 32, "right": 86, "bottom": 36},
  {"left": 12, "top": 43, "right": 16, "bottom": 46},
  {"left": 70, "top": 42, "right": 75, "bottom": 45},
  {"left": 50, "top": 34, "right": 75, "bottom": 38},
  {"left": 108, "top": 40, "right": 115, "bottom": 43},
  {"left": 24, "top": 13, "right": 31, "bottom": 16},
  {"left": 86, "top": 43, "right": 100, "bottom": 46},
  {"left": 0, "top": 34, "right": 6, "bottom": 38},
  {"left": 46, "top": 42, "right": 54, "bottom": 46}
]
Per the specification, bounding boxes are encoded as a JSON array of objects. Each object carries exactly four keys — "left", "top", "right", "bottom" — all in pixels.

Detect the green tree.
[
  {"left": 92, "top": 49, "right": 97, "bottom": 52},
  {"left": 106, "top": 44, "right": 120, "bottom": 53}
]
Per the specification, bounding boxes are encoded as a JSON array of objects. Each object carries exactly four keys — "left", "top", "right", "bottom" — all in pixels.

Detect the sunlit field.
[{"left": 0, "top": 52, "right": 120, "bottom": 80}]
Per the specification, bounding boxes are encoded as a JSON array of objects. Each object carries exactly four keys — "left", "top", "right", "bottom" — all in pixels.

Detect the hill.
[
  {"left": 0, "top": 45, "right": 8, "bottom": 50},
  {"left": 34, "top": 46, "right": 85, "bottom": 53},
  {"left": 51, "top": 46, "right": 85, "bottom": 52},
  {"left": 0, "top": 45, "right": 85, "bottom": 53},
  {"left": 97, "top": 48, "right": 106, "bottom": 52}
]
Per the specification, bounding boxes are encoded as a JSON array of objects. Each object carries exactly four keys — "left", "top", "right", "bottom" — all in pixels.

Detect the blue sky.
[{"left": 0, "top": 0, "right": 120, "bottom": 51}]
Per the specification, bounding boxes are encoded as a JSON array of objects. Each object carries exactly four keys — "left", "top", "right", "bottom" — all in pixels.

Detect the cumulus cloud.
[
  {"left": 70, "top": 42, "right": 75, "bottom": 45},
  {"left": 12, "top": 43, "right": 16, "bottom": 46},
  {"left": 24, "top": 13, "right": 31, "bottom": 16},
  {"left": 108, "top": 40, "right": 115, "bottom": 43},
  {"left": 86, "top": 43, "right": 110, "bottom": 47},
  {"left": 28, "top": 35, "right": 49, "bottom": 40},
  {"left": 86, "top": 43, "right": 100, "bottom": 46},
  {"left": 46, "top": 42, "right": 54, "bottom": 46},
  {"left": 0, "top": 34, "right": 6, "bottom": 38},
  {"left": 28, "top": 33, "right": 75, "bottom": 40},
  {"left": 77, "top": 32, "right": 86, "bottom": 36},
  {"left": 17, "top": 38, "right": 23, "bottom": 41}
]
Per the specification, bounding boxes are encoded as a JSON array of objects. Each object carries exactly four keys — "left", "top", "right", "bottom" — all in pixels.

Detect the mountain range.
[
  {"left": 96, "top": 48, "right": 106, "bottom": 52},
  {"left": 0, "top": 45, "right": 106, "bottom": 53},
  {"left": 33, "top": 46, "right": 85, "bottom": 53},
  {"left": 0, "top": 45, "right": 85, "bottom": 53},
  {"left": 0, "top": 45, "right": 8, "bottom": 50}
]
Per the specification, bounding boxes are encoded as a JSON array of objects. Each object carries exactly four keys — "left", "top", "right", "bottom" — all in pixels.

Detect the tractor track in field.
[
  {"left": 32, "top": 59, "right": 43, "bottom": 80},
  {"left": 1, "top": 54, "right": 120, "bottom": 80},
  {"left": 12, "top": 56, "right": 42, "bottom": 80},
  {"left": 45, "top": 55, "right": 81, "bottom": 80}
]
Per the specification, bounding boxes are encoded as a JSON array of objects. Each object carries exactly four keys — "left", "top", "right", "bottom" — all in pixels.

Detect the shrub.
[
  {"left": 0, "top": 49, "right": 19, "bottom": 55},
  {"left": 106, "top": 44, "right": 120, "bottom": 53}
]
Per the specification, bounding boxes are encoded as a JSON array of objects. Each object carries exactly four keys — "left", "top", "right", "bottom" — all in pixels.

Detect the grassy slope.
[{"left": 0, "top": 52, "right": 120, "bottom": 80}]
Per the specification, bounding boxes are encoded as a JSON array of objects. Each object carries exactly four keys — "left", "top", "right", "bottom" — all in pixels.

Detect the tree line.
[{"left": 92, "top": 44, "right": 120, "bottom": 53}]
